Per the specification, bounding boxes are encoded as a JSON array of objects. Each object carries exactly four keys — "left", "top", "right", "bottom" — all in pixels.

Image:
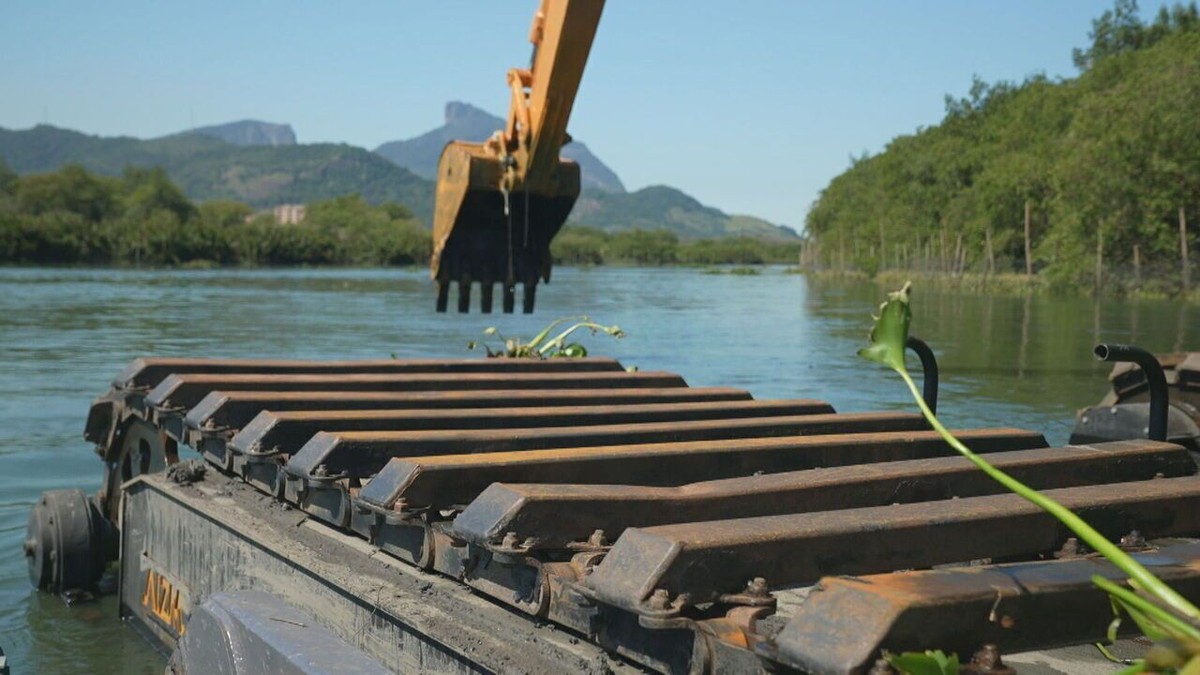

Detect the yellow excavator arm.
[{"left": 431, "top": 0, "right": 605, "bottom": 313}]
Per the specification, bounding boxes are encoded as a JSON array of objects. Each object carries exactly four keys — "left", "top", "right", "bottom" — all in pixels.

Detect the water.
[{"left": 0, "top": 265, "right": 1194, "bottom": 673}]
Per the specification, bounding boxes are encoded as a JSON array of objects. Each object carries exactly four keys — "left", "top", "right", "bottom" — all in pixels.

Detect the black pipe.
[
  {"left": 1093, "top": 343, "right": 1168, "bottom": 442},
  {"left": 905, "top": 336, "right": 939, "bottom": 415}
]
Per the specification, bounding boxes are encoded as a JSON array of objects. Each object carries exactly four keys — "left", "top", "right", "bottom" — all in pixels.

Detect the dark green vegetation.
[
  {"left": 0, "top": 163, "right": 794, "bottom": 268},
  {"left": 0, "top": 163, "right": 429, "bottom": 266},
  {"left": 806, "top": 1, "right": 1199, "bottom": 295},
  {"left": 551, "top": 225, "right": 801, "bottom": 266}
]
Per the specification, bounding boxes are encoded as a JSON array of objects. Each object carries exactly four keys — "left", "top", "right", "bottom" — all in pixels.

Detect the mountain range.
[
  {"left": 376, "top": 102, "right": 626, "bottom": 194},
  {"left": 0, "top": 108, "right": 797, "bottom": 240}
]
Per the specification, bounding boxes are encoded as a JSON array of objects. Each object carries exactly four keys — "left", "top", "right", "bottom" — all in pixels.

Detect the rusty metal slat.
[
  {"left": 356, "top": 428, "right": 1047, "bottom": 513},
  {"left": 112, "top": 356, "right": 625, "bottom": 390},
  {"left": 227, "top": 399, "right": 836, "bottom": 459},
  {"left": 286, "top": 412, "right": 930, "bottom": 481},
  {"left": 770, "top": 542, "right": 1200, "bottom": 675},
  {"left": 582, "top": 475, "right": 1200, "bottom": 612},
  {"left": 182, "top": 387, "right": 754, "bottom": 432},
  {"left": 146, "top": 370, "right": 686, "bottom": 411},
  {"left": 453, "top": 441, "right": 1196, "bottom": 550}
]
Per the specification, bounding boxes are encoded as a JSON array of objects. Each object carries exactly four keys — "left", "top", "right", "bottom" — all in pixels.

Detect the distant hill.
[
  {"left": 0, "top": 123, "right": 796, "bottom": 241},
  {"left": 0, "top": 125, "right": 432, "bottom": 217},
  {"left": 375, "top": 101, "right": 626, "bottom": 194},
  {"left": 573, "top": 185, "right": 798, "bottom": 241},
  {"left": 184, "top": 119, "right": 297, "bottom": 146}
]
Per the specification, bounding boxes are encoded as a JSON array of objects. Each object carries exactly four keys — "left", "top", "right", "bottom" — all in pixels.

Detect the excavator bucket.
[
  {"left": 431, "top": 142, "right": 580, "bottom": 314},
  {"left": 429, "top": 0, "right": 604, "bottom": 313}
]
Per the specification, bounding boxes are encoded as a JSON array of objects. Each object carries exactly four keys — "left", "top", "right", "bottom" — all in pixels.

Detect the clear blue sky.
[{"left": 0, "top": 1, "right": 1163, "bottom": 230}]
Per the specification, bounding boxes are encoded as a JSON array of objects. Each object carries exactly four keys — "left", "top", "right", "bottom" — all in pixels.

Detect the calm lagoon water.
[{"left": 0, "top": 265, "right": 1194, "bottom": 673}]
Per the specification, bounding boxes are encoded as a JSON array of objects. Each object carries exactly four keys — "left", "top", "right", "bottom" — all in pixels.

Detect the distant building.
[{"left": 273, "top": 204, "right": 306, "bottom": 225}]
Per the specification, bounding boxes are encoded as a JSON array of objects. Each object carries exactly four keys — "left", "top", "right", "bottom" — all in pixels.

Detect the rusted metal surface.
[
  {"left": 582, "top": 476, "right": 1200, "bottom": 612},
  {"left": 225, "top": 399, "right": 835, "bottom": 461},
  {"left": 181, "top": 387, "right": 754, "bottom": 434},
  {"left": 146, "top": 370, "right": 688, "bottom": 413},
  {"left": 770, "top": 542, "right": 1200, "bottom": 674},
  {"left": 285, "top": 412, "right": 930, "bottom": 526},
  {"left": 356, "top": 428, "right": 1047, "bottom": 513},
  {"left": 111, "top": 356, "right": 625, "bottom": 391},
  {"left": 289, "top": 411, "right": 928, "bottom": 478},
  {"left": 453, "top": 441, "right": 1195, "bottom": 551}
]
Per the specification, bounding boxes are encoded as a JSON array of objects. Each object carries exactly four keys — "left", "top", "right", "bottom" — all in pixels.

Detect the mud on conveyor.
[{"left": 87, "top": 356, "right": 1200, "bottom": 674}]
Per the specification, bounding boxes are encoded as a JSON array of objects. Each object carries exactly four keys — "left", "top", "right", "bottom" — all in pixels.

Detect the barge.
[{"left": 22, "top": 351, "right": 1200, "bottom": 673}]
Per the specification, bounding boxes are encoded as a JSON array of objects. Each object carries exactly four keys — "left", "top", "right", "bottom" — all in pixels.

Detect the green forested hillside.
[
  {"left": 0, "top": 125, "right": 797, "bottom": 243},
  {"left": 0, "top": 126, "right": 434, "bottom": 218},
  {"left": 805, "top": 1, "right": 1199, "bottom": 292}
]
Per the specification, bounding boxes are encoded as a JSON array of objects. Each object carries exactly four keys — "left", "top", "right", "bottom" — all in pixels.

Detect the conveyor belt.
[{"left": 86, "top": 356, "right": 1200, "bottom": 674}]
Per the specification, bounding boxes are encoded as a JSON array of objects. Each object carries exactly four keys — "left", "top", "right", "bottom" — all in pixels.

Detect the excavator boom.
[{"left": 431, "top": 0, "right": 605, "bottom": 313}]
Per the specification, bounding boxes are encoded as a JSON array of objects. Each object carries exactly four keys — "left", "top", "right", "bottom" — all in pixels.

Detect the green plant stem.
[
  {"left": 896, "top": 367, "right": 1200, "bottom": 624},
  {"left": 526, "top": 316, "right": 588, "bottom": 351},
  {"left": 1093, "top": 576, "right": 1200, "bottom": 642},
  {"left": 537, "top": 321, "right": 616, "bottom": 355}
]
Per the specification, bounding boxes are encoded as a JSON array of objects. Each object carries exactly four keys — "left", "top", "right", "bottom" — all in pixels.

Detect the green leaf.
[
  {"left": 857, "top": 281, "right": 912, "bottom": 373},
  {"left": 885, "top": 649, "right": 960, "bottom": 675}
]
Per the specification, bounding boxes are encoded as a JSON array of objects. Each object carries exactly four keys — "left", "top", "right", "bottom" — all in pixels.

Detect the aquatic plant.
[
  {"left": 861, "top": 282, "right": 1200, "bottom": 674},
  {"left": 467, "top": 315, "right": 625, "bottom": 359}
]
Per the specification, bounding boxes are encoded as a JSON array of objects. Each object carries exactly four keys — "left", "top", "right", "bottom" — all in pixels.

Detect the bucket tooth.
[
  {"left": 436, "top": 280, "right": 450, "bottom": 313},
  {"left": 523, "top": 280, "right": 537, "bottom": 314},
  {"left": 480, "top": 282, "right": 495, "bottom": 314},
  {"left": 503, "top": 284, "right": 516, "bottom": 314},
  {"left": 430, "top": 142, "right": 580, "bottom": 314},
  {"left": 457, "top": 275, "right": 472, "bottom": 314}
]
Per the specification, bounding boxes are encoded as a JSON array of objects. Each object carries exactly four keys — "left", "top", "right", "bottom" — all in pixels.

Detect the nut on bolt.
[
  {"left": 588, "top": 529, "right": 607, "bottom": 547},
  {"left": 746, "top": 577, "right": 769, "bottom": 597},
  {"left": 647, "top": 588, "right": 671, "bottom": 610},
  {"left": 1120, "top": 530, "right": 1147, "bottom": 550},
  {"left": 501, "top": 531, "right": 519, "bottom": 549}
]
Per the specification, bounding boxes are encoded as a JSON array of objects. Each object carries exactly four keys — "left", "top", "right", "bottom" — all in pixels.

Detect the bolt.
[
  {"left": 965, "top": 643, "right": 1015, "bottom": 674},
  {"left": 974, "top": 644, "right": 1001, "bottom": 668},
  {"left": 588, "top": 529, "right": 607, "bottom": 547},
  {"left": 1055, "top": 537, "right": 1084, "bottom": 558},
  {"left": 746, "top": 577, "right": 769, "bottom": 597},
  {"left": 501, "top": 531, "right": 519, "bottom": 549},
  {"left": 313, "top": 464, "right": 328, "bottom": 478},
  {"left": 521, "top": 536, "right": 537, "bottom": 549},
  {"left": 23, "top": 538, "right": 36, "bottom": 557},
  {"left": 647, "top": 588, "right": 671, "bottom": 610},
  {"left": 1120, "top": 530, "right": 1147, "bottom": 550}
]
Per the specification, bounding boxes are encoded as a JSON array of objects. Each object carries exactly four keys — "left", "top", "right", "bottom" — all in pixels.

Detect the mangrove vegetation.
[
  {"left": 0, "top": 163, "right": 800, "bottom": 268},
  {"left": 804, "top": 1, "right": 1200, "bottom": 295}
]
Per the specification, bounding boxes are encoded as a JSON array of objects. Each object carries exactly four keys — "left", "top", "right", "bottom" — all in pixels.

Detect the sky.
[{"left": 0, "top": 1, "right": 1167, "bottom": 230}]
